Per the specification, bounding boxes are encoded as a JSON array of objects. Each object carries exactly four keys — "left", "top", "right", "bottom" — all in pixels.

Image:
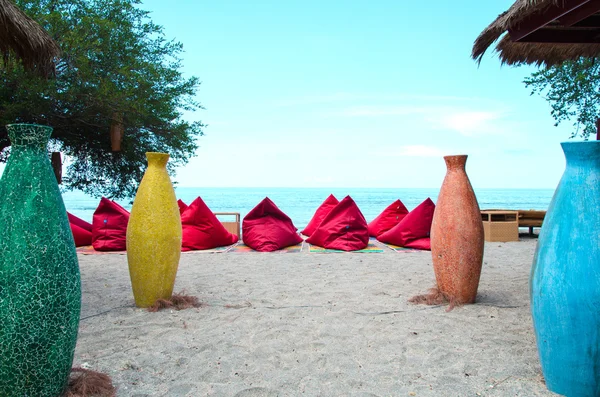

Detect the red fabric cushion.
[
  {"left": 68, "top": 212, "right": 92, "bottom": 232},
  {"left": 70, "top": 222, "right": 93, "bottom": 247},
  {"left": 368, "top": 199, "right": 409, "bottom": 237},
  {"left": 301, "top": 194, "right": 339, "bottom": 237},
  {"left": 92, "top": 197, "right": 130, "bottom": 251},
  {"left": 377, "top": 198, "right": 435, "bottom": 247},
  {"left": 242, "top": 197, "right": 302, "bottom": 252},
  {"left": 177, "top": 199, "right": 188, "bottom": 215},
  {"left": 181, "top": 197, "right": 239, "bottom": 251},
  {"left": 306, "top": 196, "right": 369, "bottom": 251},
  {"left": 403, "top": 237, "right": 431, "bottom": 251}
]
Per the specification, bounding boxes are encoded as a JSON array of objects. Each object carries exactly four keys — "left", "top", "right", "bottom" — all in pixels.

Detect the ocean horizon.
[{"left": 63, "top": 187, "right": 554, "bottom": 231}]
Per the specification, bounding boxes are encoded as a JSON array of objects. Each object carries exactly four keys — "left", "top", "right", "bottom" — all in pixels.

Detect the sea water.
[{"left": 62, "top": 187, "right": 554, "bottom": 230}]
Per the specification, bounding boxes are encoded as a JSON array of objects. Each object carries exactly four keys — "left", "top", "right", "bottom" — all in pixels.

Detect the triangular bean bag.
[
  {"left": 177, "top": 199, "right": 188, "bottom": 215},
  {"left": 306, "top": 196, "right": 369, "bottom": 251},
  {"left": 368, "top": 199, "right": 409, "bottom": 237},
  {"left": 68, "top": 212, "right": 92, "bottom": 231},
  {"left": 92, "top": 197, "right": 130, "bottom": 251},
  {"left": 301, "top": 194, "right": 339, "bottom": 237},
  {"left": 242, "top": 197, "right": 302, "bottom": 252},
  {"left": 181, "top": 197, "right": 239, "bottom": 251},
  {"left": 70, "top": 223, "right": 92, "bottom": 247},
  {"left": 404, "top": 237, "right": 431, "bottom": 251},
  {"left": 67, "top": 212, "right": 93, "bottom": 247},
  {"left": 377, "top": 198, "right": 435, "bottom": 248}
]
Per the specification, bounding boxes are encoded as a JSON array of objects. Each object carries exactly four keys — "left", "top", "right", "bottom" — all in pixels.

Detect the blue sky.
[
  {"left": 59, "top": 1, "right": 583, "bottom": 190},
  {"left": 138, "top": 0, "right": 574, "bottom": 189}
]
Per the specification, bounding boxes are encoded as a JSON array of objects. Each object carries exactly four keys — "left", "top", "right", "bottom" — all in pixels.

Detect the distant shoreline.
[
  {"left": 171, "top": 186, "right": 557, "bottom": 190},
  {"left": 62, "top": 187, "right": 554, "bottom": 229}
]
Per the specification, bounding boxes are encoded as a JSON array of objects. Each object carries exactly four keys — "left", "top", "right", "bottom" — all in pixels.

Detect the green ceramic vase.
[{"left": 0, "top": 124, "right": 81, "bottom": 396}]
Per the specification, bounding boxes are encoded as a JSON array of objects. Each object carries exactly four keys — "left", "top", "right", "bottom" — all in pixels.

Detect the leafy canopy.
[
  {"left": 524, "top": 57, "right": 599, "bottom": 140},
  {"left": 0, "top": 0, "right": 204, "bottom": 199}
]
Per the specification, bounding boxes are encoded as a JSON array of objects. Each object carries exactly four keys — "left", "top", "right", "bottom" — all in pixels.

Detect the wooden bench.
[{"left": 518, "top": 210, "right": 546, "bottom": 236}]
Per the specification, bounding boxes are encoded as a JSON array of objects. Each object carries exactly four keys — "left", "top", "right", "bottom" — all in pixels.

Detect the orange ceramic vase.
[{"left": 431, "top": 155, "right": 484, "bottom": 304}]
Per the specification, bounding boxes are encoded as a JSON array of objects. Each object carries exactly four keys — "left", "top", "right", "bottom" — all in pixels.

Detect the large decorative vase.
[
  {"left": 430, "top": 155, "right": 484, "bottom": 304},
  {"left": 0, "top": 124, "right": 81, "bottom": 396},
  {"left": 531, "top": 141, "right": 600, "bottom": 396},
  {"left": 127, "top": 152, "right": 182, "bottom": 308}
]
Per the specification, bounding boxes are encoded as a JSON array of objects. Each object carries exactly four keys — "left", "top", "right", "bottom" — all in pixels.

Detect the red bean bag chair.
[
  {"left": 377, "top": 198, "right": 435, "bottom": 249},
  {"left": 68, "top": 212, "right": 92, "bottom": 231},
  {"left": 92, "top": 197, "right": 130, "bottom": 251},
  {"left": 404, "top": 237, "right": 431, "bottom": 250},
  {"left": 301, "top": 194, "right": 339, "bottom": 237},
  {"left": 242, "top": 197, "right": 302, "bottom": 252},
  {"left": 306, "top": 196, "right": 369, "bottom": 251},
  {"left": 181, "top": 197, "right": 239, "bottom": 251},
  {"left": 67, "top": 212, "right": 93, "bottom": 247},
  {"left": 177, "top": 199, "right": 188, "bottom": 215},
  {"left": 368, "top": 199, "right": 409, "bottom": 237}
]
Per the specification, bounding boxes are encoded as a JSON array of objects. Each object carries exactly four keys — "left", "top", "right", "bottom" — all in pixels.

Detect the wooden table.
[
  {"left": 214, "top": 212, "right": 241, "bottom": 237},
  {"left": 481, "top": 210, "right": 519, "bottom": 242}
]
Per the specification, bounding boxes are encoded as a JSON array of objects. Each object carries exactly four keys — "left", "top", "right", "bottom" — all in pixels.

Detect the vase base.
[
  {"left": 146, "top": 292, "right": 203, "bottom": 312},
  {"left": 409, "top": 286, "right": 476, "bottom": 311}
]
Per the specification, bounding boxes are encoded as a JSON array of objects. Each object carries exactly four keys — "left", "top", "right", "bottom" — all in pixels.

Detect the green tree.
[
  {"left": 0, "top": 0, "right": 204, "bottom": 199},
  {"left": 524, "top": 57, "right": 599, "bottom": 140}
]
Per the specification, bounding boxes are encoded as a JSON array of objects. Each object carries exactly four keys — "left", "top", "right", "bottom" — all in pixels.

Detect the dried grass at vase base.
[
  {"left": 147, "top": 291, "right": 206, "bottom": 312},
  {"left": 409, "top": 287, "right": 462, "bottom": 312},
  {"left": 64, "top": 367, "right": 116, "bottom": 397}
]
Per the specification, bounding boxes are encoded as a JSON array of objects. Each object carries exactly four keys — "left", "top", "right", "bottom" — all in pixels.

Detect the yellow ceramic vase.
[{"left": 126, "top": 152, "right": 182, "bottom": 307}]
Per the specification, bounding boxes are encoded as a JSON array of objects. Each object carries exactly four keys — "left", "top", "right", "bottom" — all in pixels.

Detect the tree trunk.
[
  {"left": 51, "top": 151, "right": 62, "bottom": 184},
  {"left": 110, "top": 112, "right": 124, "bottom": 151}
]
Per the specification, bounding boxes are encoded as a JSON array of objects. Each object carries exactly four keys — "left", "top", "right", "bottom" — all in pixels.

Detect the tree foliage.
[
  {"left": 0, "top": 0, "right": 204, "bottom": 199},
  {"left": 524, "top": 57, "right": 600, "bottom": 140}
]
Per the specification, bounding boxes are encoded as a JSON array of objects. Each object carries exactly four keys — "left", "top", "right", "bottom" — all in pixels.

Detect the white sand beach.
[{"left": 75, "top": 237, "right": 558, "bottom": 396}]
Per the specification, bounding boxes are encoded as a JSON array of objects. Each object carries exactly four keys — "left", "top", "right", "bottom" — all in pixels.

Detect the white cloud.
[
  {"left": 339, "top": 106, "right": 507, "bottom": 136},
  {"left": 273, "top": 93, "right": 494, "bottom": 109},
  {"left": 300, "top": 175, "right": 335, "bottom": 185},
  {"left": 432, "top": 110, "right": 505, "bottom": 136},
  {"left": 273, "top": 92, "right": 367, "bottom": 107},
  {"left": 338, "top": 105, "right": 431, "bottom": 117},
  {"left": 372, "top": 145, "right": 448, "bottom": 158},
  {"left": 325, "top": 95, "right": 511, "bottom": 138}
]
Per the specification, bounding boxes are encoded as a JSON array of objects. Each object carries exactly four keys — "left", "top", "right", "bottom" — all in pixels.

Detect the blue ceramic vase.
[
  {"left": 0, "top": 124, "right": 81, "bottom": 396},
  {"left": 531, "top": 141, "right": 600, "bottom": 396}
]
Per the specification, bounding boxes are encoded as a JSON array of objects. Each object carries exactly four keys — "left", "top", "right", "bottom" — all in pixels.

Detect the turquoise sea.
[{"left": 63, "top": 187, "right": 554, "bottom": 230}]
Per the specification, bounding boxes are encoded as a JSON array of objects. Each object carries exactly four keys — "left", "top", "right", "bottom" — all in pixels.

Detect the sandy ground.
[{"left": 74, "top": 236, "right": 559, "bottom": 397}]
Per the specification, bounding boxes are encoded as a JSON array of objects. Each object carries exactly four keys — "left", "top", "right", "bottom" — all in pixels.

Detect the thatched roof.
[
  {"left": 472, "top": 0, "right": 600, "bottom": 67},
  {"left": 0, "top": 0, "right": 59, "bottom": 76}
]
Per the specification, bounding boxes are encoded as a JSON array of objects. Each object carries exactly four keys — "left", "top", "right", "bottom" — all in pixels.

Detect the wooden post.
[
  {"left": 110, "top": 112, "right": 124, "bottom": 151},
  {"left": 50, "top": 151, "right": 62, "bottom": 184},
  {"left": 596, "top": 117, "right": 600, "bottom": 141}
]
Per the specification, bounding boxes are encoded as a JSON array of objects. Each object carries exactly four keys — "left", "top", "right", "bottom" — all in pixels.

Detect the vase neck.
[
  {"left": 6, "top": 124, "right": 52, "bottom": 149},
  {"left": 444, "top": 155, "right": 468, "bottom": 171},
  {"left": 561, "top": 141, "right": 600, "bottom": 168},
  {"left": 146, "top": 152, "right": 169, "bottom": 168}
]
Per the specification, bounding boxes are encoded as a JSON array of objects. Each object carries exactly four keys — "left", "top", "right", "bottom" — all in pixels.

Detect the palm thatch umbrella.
[
  {"left": 0, "top": 0, "right": 59, "bottom": 77},
  {"left": 472, "top": 0, "right": 600, "bottom": 67}
]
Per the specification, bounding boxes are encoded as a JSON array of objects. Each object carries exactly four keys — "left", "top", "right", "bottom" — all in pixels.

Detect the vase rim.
[
  {"left": 6, "top": 123, "right": 52, "bottom": 129},
  {"left": 560, "top": 141, "right": 600, "bottom": 145},
  {"left": 443, "top": 154, "right": 468, "bottom": 158}
]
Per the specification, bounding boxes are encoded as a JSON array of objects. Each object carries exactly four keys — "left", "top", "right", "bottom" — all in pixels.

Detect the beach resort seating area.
[
  {"left": 68, "top": 194, "right": 443, "bottom": 254},
  {"left": 69, "top": 194, "right": 546, "bottom": 255}
]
